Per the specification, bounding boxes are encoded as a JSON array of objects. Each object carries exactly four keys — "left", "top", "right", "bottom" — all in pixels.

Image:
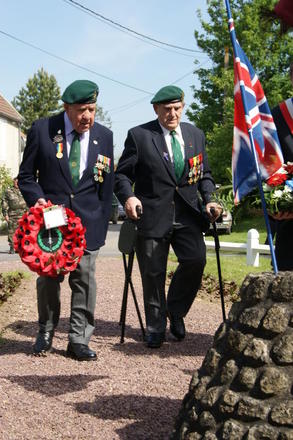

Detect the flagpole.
[{"left": 224, "top": 0, "right": 278, "bottom": 274}]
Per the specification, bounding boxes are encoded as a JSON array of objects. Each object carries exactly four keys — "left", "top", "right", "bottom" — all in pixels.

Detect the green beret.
[
  {"left": 61, "top": 80, "right": 99, "bottom": 104},
  {"left": 151, "top": 85, "right": 184, "bottom": 104}
]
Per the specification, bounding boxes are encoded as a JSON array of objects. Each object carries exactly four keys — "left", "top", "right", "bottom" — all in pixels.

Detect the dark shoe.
[
  {"left": 67, "top": 343, "right": 97, "bottom": 361},
  {"left": 33, "top": 330, "right": 54, "bottom": 355},
  {"left": 170, "top": 316, "right": 185, "bottom": 340},
  {"left": 146, "top": 332, "right": 165, "bottom": 348}
]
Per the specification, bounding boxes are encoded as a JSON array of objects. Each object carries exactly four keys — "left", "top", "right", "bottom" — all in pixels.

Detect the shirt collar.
[
  {"left": 158, "top": 121, "right": 182, "bottom": 137},
  {"left": 64, "top": 112, "right": 74, "bottom": 137}
]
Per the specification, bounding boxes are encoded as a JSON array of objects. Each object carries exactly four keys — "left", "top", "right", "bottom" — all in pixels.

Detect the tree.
[
  {"left": 12, "top": 68, "right": 61, "bottom": 133},
  {"left": 188, "top": 0, "right": 293, "bottom": 184},
  {"left": 0, "top": 165, "right": 13, "bottom": 221},
  {"left": 95, "top": 106, "right": 112, "bottom": 129}
]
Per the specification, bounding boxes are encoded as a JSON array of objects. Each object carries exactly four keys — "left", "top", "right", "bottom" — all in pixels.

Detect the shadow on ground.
[
  {"left": 75, "top": 393, "right": 180, "bottom": 440},
  {"left": 1, "top": 317, "right": 214, "bottom": 359},
  {"left": 2, "top": 374, "right": 107, "bottom": 396}
]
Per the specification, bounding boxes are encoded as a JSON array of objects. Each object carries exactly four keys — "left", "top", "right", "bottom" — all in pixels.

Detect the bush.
[{"left": 0, "top": 271, "right": 24, "bottom": 304}]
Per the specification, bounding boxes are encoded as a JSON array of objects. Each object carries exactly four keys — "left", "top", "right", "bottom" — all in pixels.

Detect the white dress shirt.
[
  {"left": 64, "top": 112, "right": 89, "bottom": 178},
  {"left": 158, "top": 122, "right": 185, "bottom": 161}
]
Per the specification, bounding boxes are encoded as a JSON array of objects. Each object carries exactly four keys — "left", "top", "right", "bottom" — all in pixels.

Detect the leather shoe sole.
[
  {"left": 170, "top": 316, "right": 185, "bottom": 341},
  {"left": 33, "top": 331, "right": 54, "bottom": 356},
  {"left": 67, "top": 343, "right": 97, "bottom": 361},
  {"left": 146, "top": 332, "right": 165, "bottom": 348}
]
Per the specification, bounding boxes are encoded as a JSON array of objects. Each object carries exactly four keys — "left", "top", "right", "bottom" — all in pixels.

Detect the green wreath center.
[{"left": 37, "top": 227, "right": 63, "bottom": 253}]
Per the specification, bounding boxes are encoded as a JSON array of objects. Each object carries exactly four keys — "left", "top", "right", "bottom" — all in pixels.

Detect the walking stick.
[
  {"left": 210, "top": 208, "right": 226, "bottom": 322},
  {"left": 118, "top": 207, "right": 145, "bottom": 343}
]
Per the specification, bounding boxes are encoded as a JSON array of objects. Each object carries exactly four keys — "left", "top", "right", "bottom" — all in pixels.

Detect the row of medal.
[
  {"left": 93, "top": 154, "right": 111, "bottom": 182},
  {"left": 188, "top": 154, "right": 203, "bottom": 185}
]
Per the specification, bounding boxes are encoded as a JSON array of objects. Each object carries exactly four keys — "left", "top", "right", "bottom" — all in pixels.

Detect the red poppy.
[
  {"left": 22, "top": 250, "right": 43, "bottom": 273},
  {"left": 26, "top": 214, "right": 42, "bottom": 230},
  {"left": 266, "top": 173, "right": 288, "bottom": 187},
  {"left": 67, "top": 217, "right": 83, "bottom": 232},
  {"left": 284, "top": 163, "right": 293, "bottom": 175},
  {"left": 21, "top": 235, "right": 37, "bottom": 253},
  {"left": 71, "top": 247, "right": 84, "bottom": 258}
]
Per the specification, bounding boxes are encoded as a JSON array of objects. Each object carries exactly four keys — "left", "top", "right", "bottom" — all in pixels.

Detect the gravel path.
[{"left": 0, "top": 256, "right": 226, "bottom": 440}]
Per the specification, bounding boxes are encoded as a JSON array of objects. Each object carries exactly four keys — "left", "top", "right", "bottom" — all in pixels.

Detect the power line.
[
  {"left": 61, "top": 0, "right": 195, "bottom": 58},
  {"left": 109, "top": 96, "right": 150, "bottom": 114},
  {"left": 62, "top": 0, "right": 203, "bottom": 56},
  {"left": 108, "top": 60, "right": 211, "bottom": 114},
  {"left": 0, "top": 29, "right": 153, "bottom": 95}
]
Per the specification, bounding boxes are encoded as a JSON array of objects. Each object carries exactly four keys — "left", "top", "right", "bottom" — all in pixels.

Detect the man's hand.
[
  {"left": 35, "top": 198, "right": 47, "bottom": 207},
  {"left": 124, "top": 196, "right": 142, "bottom": 220},
  {"left": 206, "top": 202, "right": 222, "bottom": 222},
  {"left": 5, "top": 215, "right": 9, "bottom": 222}
]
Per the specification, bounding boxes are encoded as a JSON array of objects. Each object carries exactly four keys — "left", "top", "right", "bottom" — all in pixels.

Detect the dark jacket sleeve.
[
  {"left": 196, "top": 128, "right": 215, "bottom": 204},
  {"left": 114, "top": 129, "right": 138, "bottom": 206}
]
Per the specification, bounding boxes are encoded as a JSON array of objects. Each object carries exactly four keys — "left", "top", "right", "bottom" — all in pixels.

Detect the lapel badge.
[
  {"left": 53, "top": 134, "right": 63, "bottom": 144},
  {"left": 163, "top": 152, "right": 169, "bottom": 161},
  {"left": 93, "top": 140, "right": 98, "bottom": 145},
  {"left": 57, "top": 129, "right": 62, "bottom": 134}
]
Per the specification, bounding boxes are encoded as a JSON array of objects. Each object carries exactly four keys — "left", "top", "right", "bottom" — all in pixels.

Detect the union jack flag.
[{"left": 229, "top": 18, "right": 284, "bottom": 203}]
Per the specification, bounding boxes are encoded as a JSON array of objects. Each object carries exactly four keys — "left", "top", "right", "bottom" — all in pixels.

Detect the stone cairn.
[{"left": 172, "top": 271, "right": 293, "bottom": 439}]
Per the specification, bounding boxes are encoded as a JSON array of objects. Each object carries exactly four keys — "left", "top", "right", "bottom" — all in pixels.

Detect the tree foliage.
[
  {"left": 95, "top": 106, "right": 112, "bottom": 129},
  {"left": 12, "top": 68, "right": 61, "bottom": 134},
  {"left": 188, "top": 0, "right": 293, "bottom": 184},
  {"left": 0, "top": 166, "right": 13, "bottom": 197},
  {"left": 0, "top": 166, "right": 13, "bottom": 222}
]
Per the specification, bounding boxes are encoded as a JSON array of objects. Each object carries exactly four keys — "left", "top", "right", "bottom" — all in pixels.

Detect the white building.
[{"left": 0, "top": 93, "right": 23, "bottom": 178}]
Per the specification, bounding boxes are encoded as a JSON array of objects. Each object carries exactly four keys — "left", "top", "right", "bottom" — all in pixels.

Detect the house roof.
[{"left": 0, "top": 92, "right": 22, "bottom": 123}]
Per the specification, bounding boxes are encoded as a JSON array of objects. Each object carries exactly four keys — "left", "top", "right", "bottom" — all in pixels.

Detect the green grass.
[
  {"left": 217, "top": 215, "right": 267, "bottom": 244},
  {"left": 168, "top": 254, "right": 272, "bottom": 287},
  {"left": 204, "top": 254, "right": 271, "bottom": 286},
  {"left": 168, "top": 215, "right": 272, "bottom": 286}
]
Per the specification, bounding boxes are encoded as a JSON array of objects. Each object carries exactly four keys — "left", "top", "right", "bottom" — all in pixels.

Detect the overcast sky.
[{"left": 0, "top": 0, "right": 210, "bottom": 159}]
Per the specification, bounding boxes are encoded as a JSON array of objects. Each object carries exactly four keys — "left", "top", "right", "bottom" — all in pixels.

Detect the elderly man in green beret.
[
  {"left": 18, "top": 79, "right": 114, "bottom": 360},
  {"left": 115, "top": 85, "right": 221, "bottom": 348}
]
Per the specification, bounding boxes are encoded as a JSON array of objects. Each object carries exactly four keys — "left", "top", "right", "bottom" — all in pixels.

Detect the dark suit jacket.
[
  {"left": 18, "top": 111, "right": 114, "bottom": 250},
  {"left": 114, "top": 119, "right": 215, "bottom": 237},
  {"left": 272, "top": 103, "right": 293, "bottom": 162}
]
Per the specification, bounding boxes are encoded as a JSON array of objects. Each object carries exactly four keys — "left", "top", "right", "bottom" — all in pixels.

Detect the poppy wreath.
[{"left": 13, "top": 201, "right": 86, "bottom": 277}]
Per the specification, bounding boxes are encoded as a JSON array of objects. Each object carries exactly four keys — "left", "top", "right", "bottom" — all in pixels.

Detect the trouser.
[
  {"left": 36, "top": 249, "right": 99, "bottom": 344},
  {"left": 7, "top": 217, "right": 19, "bottom": 250},
  {"left": 135, "top": 222, "right": 206, "bottom": 334},
  {"left": 275, "top": 219, "right": 293, "bottom": 270}
]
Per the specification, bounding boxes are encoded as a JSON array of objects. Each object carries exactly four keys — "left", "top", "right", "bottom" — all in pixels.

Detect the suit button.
[
  {"left": 70, "top": 194, "right": 74, "bottom": 199},
  {"left": 171, "top": 201, "right": 175, "bottom": 205},
  {"left": 176, "top": 186, "right": 179, "bottom": 191}
]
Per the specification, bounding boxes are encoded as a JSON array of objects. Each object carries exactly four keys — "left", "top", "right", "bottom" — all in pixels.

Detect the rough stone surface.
[
  {"left": 259, "top": 367, "right": 289, "bottom": 395},
  {"left": 220, "top": 359, "right": 238, "bottom": 384},
  {"left": 270, "top": 401, "right": 293, "bottom": 426},
  {"left": 262, "top": 304, "right": 289, "bottom": 334},
  {"left": 246, "top": 424, "right": 279, "bottom": 439},
  {"left": 172, "top": 271, "right": 293, "bottom": 439},
  {"left": 237, "top": 366, "right": 257, "bottom": 390},
  {"left": 272, "top": 334, "right": 293, "bottom": 364}
]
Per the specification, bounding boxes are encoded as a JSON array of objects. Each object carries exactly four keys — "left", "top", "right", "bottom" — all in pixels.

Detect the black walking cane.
[
  {"left": 118, "top": 206, "right": 145, "bottom": 343},
  {"left": 210, "top": 208, "right": 226, "bottom": 322}
]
